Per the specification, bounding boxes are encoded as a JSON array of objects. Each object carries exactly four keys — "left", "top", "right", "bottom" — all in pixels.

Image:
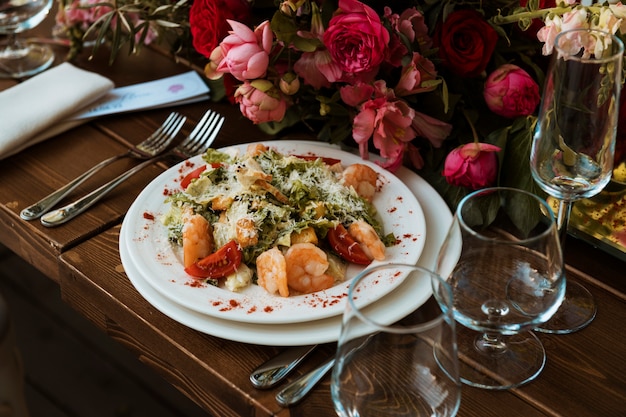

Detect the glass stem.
[{"left": 556, "top": 199, "right": 572, "bottom": 249}]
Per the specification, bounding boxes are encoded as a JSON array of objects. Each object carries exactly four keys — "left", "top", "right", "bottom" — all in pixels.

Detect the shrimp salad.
[{"left": 161, "top": 143, "right": 395, "bottom": 297}]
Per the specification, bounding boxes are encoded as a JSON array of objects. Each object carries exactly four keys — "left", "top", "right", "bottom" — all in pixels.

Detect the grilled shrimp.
[
  {"left": 341, "top": 163, "right": 378, "bottom": 202},
  {"left": 256, "top": 247, "right": 289, "bottom": 297},
  {"left": 182, "top": 210, "right": 214, "bottom": 268},
  {"left": 348, "top": 220, "right": 386, "bottom": 261},
  {"left": 284, "top": 243, "right": 335, "bottom": 294}
]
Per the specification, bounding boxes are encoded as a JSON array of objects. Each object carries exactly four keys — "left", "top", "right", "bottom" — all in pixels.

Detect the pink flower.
[
  {"left": 339, "top": 82, "right": 375, "bottom": 107},
  {"left": 443, "top": 143, "right": 501, "bottom": 189},
  {"left": 412, "top": 111, "right": 452, "bottom": 147},
  {"left": 395, "top": 7, "right": 432, "bottom": 50},
  {"left": 537, "top": 9, "right": 589, "bottom": 55},
  {"left": 234, "top": 80, "right": 288, "bottom": 124},
  {"left": 322, "top": 0, "right": 389, "bottom": 82},
  {"left": 212, "top": 20, "right": 273, "bottom": 81},
  {"left": 395, "top": 53, "right": 438, "bottom": 97},
  {"left": 293, "top": 50, "right": 341, "bottom": 89},
  {"left": 483, "top": 64, "right": 540, "bottom": 118},
  {"left": 57, "top": 0, "right": 110, "bottom": 29},
  {"left": 382, "top": 7, "right": 432, "bottom": 67},
  {"left": 352, "top": 93, "right": 418, "bottom": 170}
]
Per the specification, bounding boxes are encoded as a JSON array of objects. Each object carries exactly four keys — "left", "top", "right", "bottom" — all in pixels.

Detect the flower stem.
[{"left": 490, "top": 6, "right": 572, "bottom": 25}]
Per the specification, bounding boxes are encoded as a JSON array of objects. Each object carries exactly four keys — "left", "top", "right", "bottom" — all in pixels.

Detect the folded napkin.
[{"left": 0, "top": 62, "right": 114, "bottom": 159}]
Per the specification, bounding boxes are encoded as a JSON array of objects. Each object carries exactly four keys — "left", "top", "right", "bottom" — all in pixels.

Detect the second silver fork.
[
  {"left": 40, "top": 109, "right": 225, "bottom": 227},
  {"left": 20, "top": 112, "right": 186, "bottom": 221}
]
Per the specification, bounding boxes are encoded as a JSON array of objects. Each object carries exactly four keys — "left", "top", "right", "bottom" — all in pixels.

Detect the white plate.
[
  {"left": 121, "top": 141, "right": 426, "bottom": 324},
  {"left": 119, "top": 150, "right": 453, "bottom": 346}
]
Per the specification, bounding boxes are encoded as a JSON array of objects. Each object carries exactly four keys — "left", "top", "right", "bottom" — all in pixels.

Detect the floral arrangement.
[{"left": 55, "top": 0, "right": 626, "bottom": 209}]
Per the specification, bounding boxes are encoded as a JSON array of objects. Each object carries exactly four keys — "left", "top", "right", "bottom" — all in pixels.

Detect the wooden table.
[{"left": 1, "top": 25, "right": 625, "bottom": 417}]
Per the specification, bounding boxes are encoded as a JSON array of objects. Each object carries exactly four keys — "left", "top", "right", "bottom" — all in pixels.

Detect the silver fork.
[
  {"left": 40, "top": 109, "right": 225, "bottom": 227},
  {"left": 20, "top": 112, "right": 186, "bottom": 221}
]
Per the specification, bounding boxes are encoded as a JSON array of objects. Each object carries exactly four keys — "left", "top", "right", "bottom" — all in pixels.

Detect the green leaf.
[{"left": 504, "top": 190, "right": 542, "bottom": 238}]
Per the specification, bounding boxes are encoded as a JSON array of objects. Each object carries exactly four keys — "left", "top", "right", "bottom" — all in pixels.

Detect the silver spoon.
[
  {"left": 275, "top": 356, "right": 335, "bottom": 407},
  {"left": 250, "top": 345, "right": 318, "bottom": 389}
]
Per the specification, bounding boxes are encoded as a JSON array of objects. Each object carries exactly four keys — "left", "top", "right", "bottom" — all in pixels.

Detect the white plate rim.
[{"left": 121, "top": 141, "right": 426, "bottom": 324}]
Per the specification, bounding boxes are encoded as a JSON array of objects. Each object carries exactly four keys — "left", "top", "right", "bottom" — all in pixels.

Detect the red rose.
[
  {"left": 434, "top": 10, "right": 499, "bottom": 78},
  {"left": 189, "top": 0, "right": 251, "bottom": 58}
]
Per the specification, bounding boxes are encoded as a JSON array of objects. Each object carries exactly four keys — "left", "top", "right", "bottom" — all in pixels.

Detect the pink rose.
[
  {"left": 483, "top": 64, "right": 540, "bottom": 118},
  {"left": 234, "top": 80, "right": 288, "bottom": 124},
  {"left": 322, "top": 0, "right": 389, "bottom": 81},
  {"left": 443, "top": 143, "right": 501, "bottom": 189},
  {"left": 212, "top": 20, "right": 273, "bottom": 81}
]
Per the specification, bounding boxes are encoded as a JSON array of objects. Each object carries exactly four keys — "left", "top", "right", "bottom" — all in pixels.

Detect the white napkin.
[{"left": 0, "top": 62, "right": 114, "bottom": 159}]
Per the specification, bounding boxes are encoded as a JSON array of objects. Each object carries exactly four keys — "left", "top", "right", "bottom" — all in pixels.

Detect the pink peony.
[
  {"left": 322, "top": 0, "right": 389, "bottom": 82},
  {"left": 234, "top": 80, "right": 288, "bottom": 124},
  {"left": 443, "top": 143, "right": 501, "bottom": 189},
  {"left": 212, "top": 20, "right": 273, "bottom": 81},
  {"left": 483, "top": 64, "right": 540, "bottom": 118}
]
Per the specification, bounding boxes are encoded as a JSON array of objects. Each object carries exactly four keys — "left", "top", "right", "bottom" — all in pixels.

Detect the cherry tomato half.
[
  {"left": 185, "top": 240, "right": 243, "bottom": 279},
  {"left": 294, "top": 155, "right": 341, "bottom": 166},
  {"left": 180, "top": 163, "right": 223, "bottom": 190},
  {"left": 181, "top": 165, "right": 207, "bottom": 190},
  {"left": 327, "top": 224, "right": 372, "bottom": 265}
]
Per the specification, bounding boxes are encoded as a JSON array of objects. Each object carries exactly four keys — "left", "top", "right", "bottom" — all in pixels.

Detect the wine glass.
[
  {"left": 435, "top": 187, "right": 565, "bottom": 390},
  {"left": 0, "top": 0, "right": 54, "bottom": 78},
  {"left": 331, "top": 263, "right": 461, "bottom": 417},
  {"left": 530, "top": 28, "right": 624, "bottom": 334}
]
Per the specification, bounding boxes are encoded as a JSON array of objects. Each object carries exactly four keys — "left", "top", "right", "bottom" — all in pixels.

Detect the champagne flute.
[
  {"left": 530, "top": 28, "right": 624, "bottom": 334},
  {"left": 331, "top": 264, "right": 461, "bottom": 417},
  {"left": 0, "top": 0, "right": 54, "bottom": 78},
  {"left": 435, "top": 187, "right": 565, "bottom": 390}
]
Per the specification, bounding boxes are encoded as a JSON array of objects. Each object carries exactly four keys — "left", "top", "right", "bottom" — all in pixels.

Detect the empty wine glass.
[
  {"left": 0, "top": 0, "right": 54, "bottom": 78},
  {"left": 435, "top": 187, "right": 565, "bottom": 390},
  {"left": 530, "top": 28, "right": 624, "bottom": 334},
  {"left": 331, "top": 263, "right": 461, "bottom": 417}
]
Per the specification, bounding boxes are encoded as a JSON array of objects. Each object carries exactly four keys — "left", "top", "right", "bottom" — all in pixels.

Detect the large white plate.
[
  {"left": 119, "top": 148, "right": 453, "bottom": 346},
  {"left": 121, "top": 141, "right": 426, "bottom": 324}
]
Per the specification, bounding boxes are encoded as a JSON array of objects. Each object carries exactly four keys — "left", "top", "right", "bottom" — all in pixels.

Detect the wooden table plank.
[{"left": 57, "top": 224, "right": 626, "bottom": 417}]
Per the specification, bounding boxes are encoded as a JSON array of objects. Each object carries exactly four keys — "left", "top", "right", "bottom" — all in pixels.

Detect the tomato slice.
[
  {"left": 185, "top": 240, "right": 243, "bottom": 279},
  {"left": 180, "top": 163, "right": 223, "bottom": 190},
  {"left": 181, "top": 165, "right": 207, "bottom": 189},
  {"left": 294, "top": 155, "right": 341, "bottom": 166},
  {"left": 327, "top": 224, "right": 372, "bottom": 265}
]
